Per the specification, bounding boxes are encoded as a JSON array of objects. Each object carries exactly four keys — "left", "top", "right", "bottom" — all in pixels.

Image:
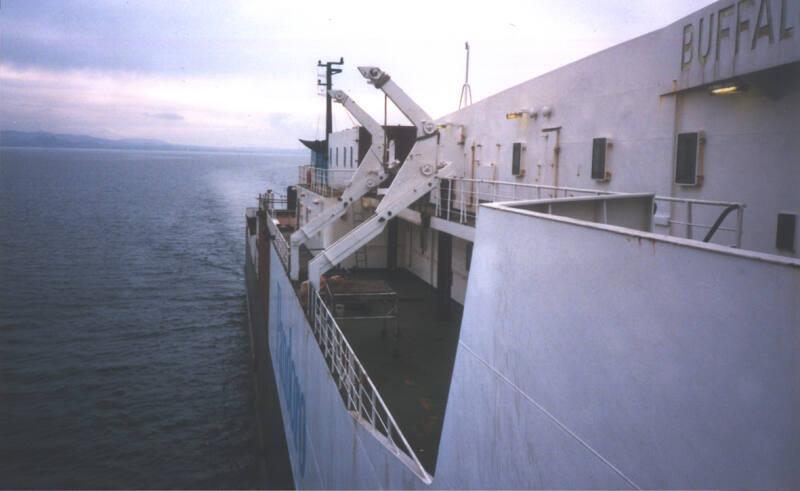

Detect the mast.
[
  {"left": 317, "top": 57, "right": 344, "bottom": 164},
  {"left": 458, "top": 42, "right": 473, "bottom": 109}
]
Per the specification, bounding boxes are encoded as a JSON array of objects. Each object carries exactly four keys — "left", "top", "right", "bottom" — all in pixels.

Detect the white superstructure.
[{"left": 247, "top": 0, "right": 800, "bottom": 488}]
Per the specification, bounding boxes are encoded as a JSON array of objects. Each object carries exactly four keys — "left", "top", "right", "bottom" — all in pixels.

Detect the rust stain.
[{"left": 419, "top": 398, "right": 432, "bottom": 411}]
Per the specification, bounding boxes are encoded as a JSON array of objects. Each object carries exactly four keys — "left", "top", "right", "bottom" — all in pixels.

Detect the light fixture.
[
  {"left": 710, "top": 82, "right": 746, "bottom": 95},
  {"left": 506, "top": 110, "right": 539, "bottom": 120}
]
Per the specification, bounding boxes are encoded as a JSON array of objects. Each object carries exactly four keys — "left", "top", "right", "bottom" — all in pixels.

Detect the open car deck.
[{"left": 329, "top": 269, "right": 463, "bottom": 472}]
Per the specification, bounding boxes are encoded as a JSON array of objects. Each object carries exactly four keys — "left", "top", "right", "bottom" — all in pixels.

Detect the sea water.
[{"left": 0, "top": 147, "right": 302, "bottom": 488}]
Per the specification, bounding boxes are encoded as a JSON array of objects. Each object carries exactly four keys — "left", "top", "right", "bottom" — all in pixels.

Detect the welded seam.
[{"left": 459, "top": 341, "right": 642, "bottom": 490}]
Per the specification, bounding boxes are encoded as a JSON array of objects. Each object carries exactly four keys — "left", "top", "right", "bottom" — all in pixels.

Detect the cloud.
[
  {"left": 147, "top": 112, "right": 184, "bottom": 121},
  {"left": 0, "top": 0, "right": 712, "bottom": 147}
]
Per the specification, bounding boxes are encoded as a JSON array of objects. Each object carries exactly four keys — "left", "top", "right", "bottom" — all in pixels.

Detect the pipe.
[{"left": 702, "top": 204, "right": 740, "bottom": 243}]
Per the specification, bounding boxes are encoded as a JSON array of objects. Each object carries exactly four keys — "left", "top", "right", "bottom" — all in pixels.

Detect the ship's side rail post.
[
  {"left": 736, "top": 205, "right": 744, "bottom": 248},
  {"left": 459, "top": 179, "right": 466, "bottom": 223}
]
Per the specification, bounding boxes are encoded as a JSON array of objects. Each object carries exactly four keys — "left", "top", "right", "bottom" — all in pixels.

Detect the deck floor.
[{"left": 334, "top": 269, "right": 463, "bottom": 472}]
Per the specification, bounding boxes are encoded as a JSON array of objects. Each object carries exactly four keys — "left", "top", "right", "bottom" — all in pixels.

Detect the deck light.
[
  {"left": 710, "top": 82, "right": 745, "bottom": 95},
  {"left": 506, "top": 110, "right": 538, "bottom": 120}
]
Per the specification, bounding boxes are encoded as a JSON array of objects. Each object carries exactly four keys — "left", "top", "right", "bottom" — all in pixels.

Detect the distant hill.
[{"left": 0, "top": 130, "right": 304, "bottom": 154}]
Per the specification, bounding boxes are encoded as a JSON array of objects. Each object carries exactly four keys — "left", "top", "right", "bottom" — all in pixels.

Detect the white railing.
[
  {"left": 308, "top": 288, "right": 431, "bottom": 484},
  {"left": 434, "top": 177, "right": 745, "bottom": 247},
  {"left": 259, "top": 190, "right": 289, "bottom": 213},
  {"left": 434, "top": 177, "right": 614, "bottom": 224},
  {"left": 298, "top": 164, "right": 357, "bottom": 197},
  {"left": 258, "top": 191, "right": 293, "bottom": 270},
  {"left": 265, "top": 210, "right": 290, "bottom": 271},
  {"left": 654, "top": 196, "right": 745, "bottom": 248}
]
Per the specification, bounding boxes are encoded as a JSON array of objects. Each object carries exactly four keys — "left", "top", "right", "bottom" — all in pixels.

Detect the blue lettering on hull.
[{"left": 275, "top": 282, "right": 307, "bottom": 477}]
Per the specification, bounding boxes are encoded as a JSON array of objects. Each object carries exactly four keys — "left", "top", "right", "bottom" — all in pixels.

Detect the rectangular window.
[
  {"left": 591, "top": 137, "right": 608, "bottom": 180},
  {"left": 465, "top": 242, "right": 473, "bottom": 271},
  {"left": 335, "top": 147, "right": 339, "bottom": 166},
  {"left": 676, "top": 132, "right": 699, "bottom": 185},
  {"left": 776, "top": 213, "right": 796, "bottom": 252},
  {"left": 511, "top": 142, "right": 523, "bottom": 176},
  {"left": 350, "top": 146, "right": 354, "bottom": 167}
]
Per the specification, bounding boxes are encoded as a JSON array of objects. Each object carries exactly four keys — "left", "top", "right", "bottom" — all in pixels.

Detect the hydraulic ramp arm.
[
  {"left": 289, "top": 90, "right": 388, "bottom": 280},
  {"left": 307, "top": 67, "right": 456, "bottom": 288}
]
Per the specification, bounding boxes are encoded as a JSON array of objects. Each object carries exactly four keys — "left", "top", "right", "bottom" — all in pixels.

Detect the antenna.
[
  {"left": 317, "top": 57, "right": 344, "bottom": 145},
  {"left": 458, "top": 42, "right": 473, "bottom": 109}
]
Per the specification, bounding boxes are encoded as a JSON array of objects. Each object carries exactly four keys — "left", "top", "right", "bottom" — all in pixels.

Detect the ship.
[{"left": 244, "top": 0, "right": 800, "bottom": 488}]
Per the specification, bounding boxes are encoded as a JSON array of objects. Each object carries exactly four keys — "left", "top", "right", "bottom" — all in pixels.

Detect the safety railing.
[
  {"left": 307, "top": 288, "right": 431, "bottom": 483},
  {"left": 298, "top": 164, "right": 356, "bottom": 197},
  {"left": 434, "top": 177, "right": 614, "bottom": 225},
  {"left": 264, "top": 209, "right": 290, "bottom": 271},
  {"left": 654, "top": 196, "right": 745, "bottom": 248},
  {"left": 258, "top": 190, "right": 293, "bottom": 270},
  {"left": 434, "top": 177, "right": 745, "bottom": 247}
]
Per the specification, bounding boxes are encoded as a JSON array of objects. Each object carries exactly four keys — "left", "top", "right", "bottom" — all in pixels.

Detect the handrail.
[
  {"left": 308, "top": 288, "right": 432, "bottom": 483},
  {"left": 259, "top": 191, "right": 289, "bottom": 213},
  {"left": 653, "top": 196, "right": 745, "bottom": 248},
  {"left": 653, "top": 195, "right": 743, "bottom": 208},
  {"left": 455, "top": 177, "right": 616, "bottom": 196},
  {"left": 265, "top": 210, "right": 291, "bottom": 271},
  {"left": 434, "top": 177, "right": 614, "bottom": 225},
  {"left": 298, "top": 164, "right": 357, "bottom": 197},
  {"left": 435, "top": 177, "right": 745, "bottom": 248}
]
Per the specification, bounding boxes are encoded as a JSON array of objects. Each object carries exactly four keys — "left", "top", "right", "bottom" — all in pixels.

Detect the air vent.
[
  {"left": 776, "top": 213, "right": 796, "bottom": 252},
  {"left": 591, "top": 137, "right": 611, "bottom": 181},
  {"left": 512, "top": 142, "right": 525, "bottom": 177},
  {"left": 675, "top": 132, "right": 704, "bottom": 186}
]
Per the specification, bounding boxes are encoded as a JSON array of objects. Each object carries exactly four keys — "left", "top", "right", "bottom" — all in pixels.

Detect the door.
[
  {"left": 436, "top": 231, "right": 453, "bottom": 320},
  {"left": 538, "top": 128, "right": 561, "bottom": 197}
]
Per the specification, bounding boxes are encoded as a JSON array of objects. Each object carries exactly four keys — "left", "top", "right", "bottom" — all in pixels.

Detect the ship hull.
[
  {"left": 244, "top": 217, "right": 295, "bottom": 489},
  {"left": 262, "top": 245, "right": 428, "bottom": 489}
]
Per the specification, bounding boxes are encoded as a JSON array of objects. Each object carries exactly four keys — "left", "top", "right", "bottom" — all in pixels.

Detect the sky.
[{"left": 0, "top": 0, "right": 711, "bottom": 149}]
